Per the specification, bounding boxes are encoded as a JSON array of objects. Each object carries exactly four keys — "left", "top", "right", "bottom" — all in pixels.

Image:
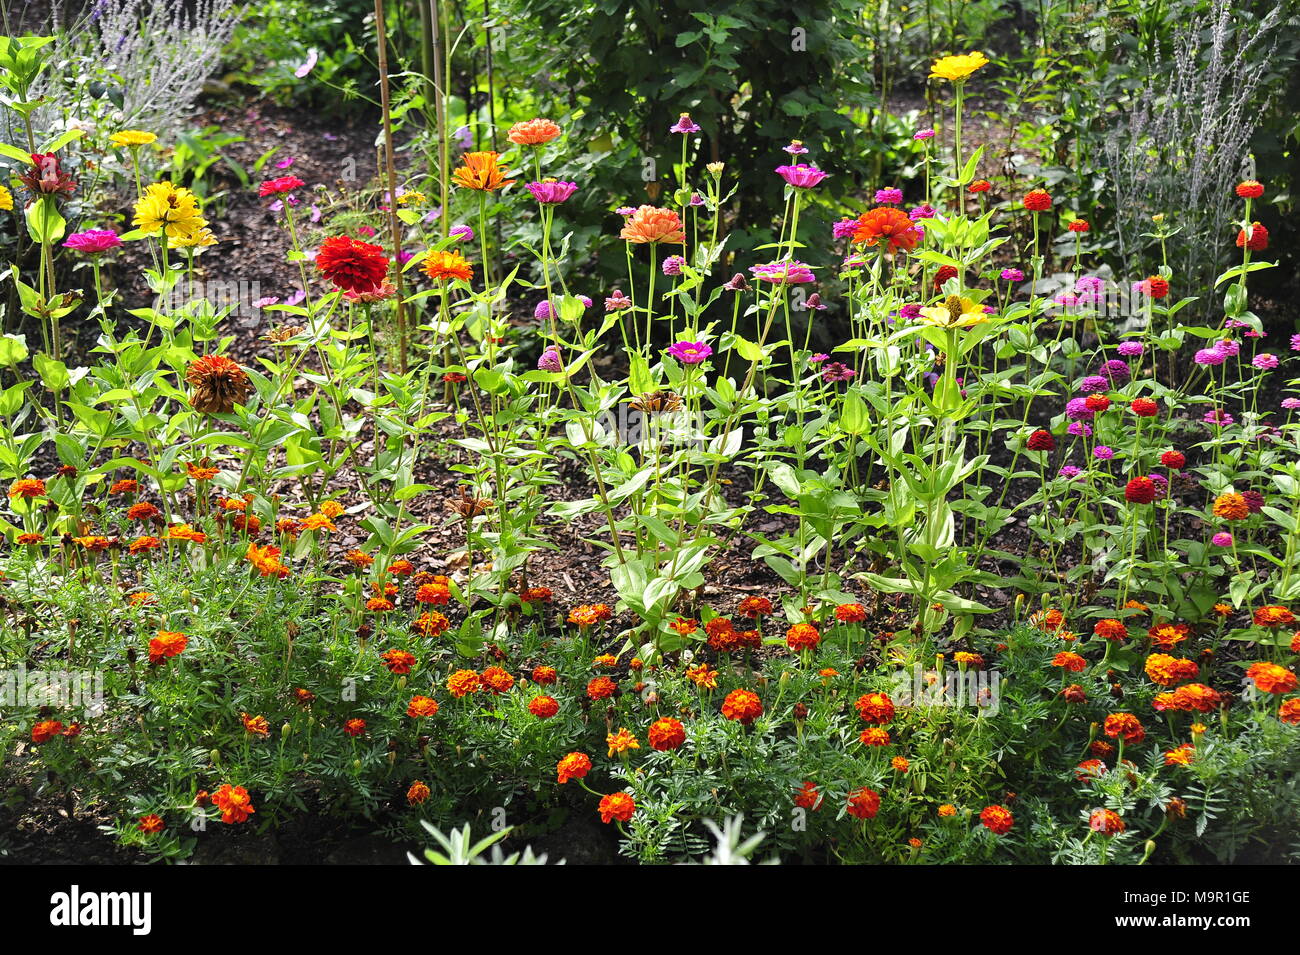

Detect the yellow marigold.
[
  {"left": 1212, "top": 492, "right": 1249, "bottom": 521},
  {"left": 320, "top": 501, "right": 346, "bottom": 518},
  {"left": 606, "top": 727, "right": 640, "bottom": 757},
  {"left": 929, "top": 51, "right": 990, "bottom": 83},
  {"left": 110, "top": 129, "right": 157, "bottom": 148},
  {"left": 938, "top": 804, "right": 958, "bottom": 817}
]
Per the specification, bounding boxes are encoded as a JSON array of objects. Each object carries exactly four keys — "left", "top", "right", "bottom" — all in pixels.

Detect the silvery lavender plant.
[{"left": 1102, "top": 0, "right": 1284, "bottom": 306}]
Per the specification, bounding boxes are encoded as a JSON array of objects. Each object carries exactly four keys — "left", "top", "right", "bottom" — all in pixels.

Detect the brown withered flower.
[
  {"left": 446, "top": 488, "right": 493, "bottom": 519},
  {"left": 185, "top": 355, "right": 252, "bottom": 414},
  {"left": 261, "top": 325, "right": 305, "bottom": 344},
  {"left": 628, "top": 390, "right": 683, "bottom": 415}
]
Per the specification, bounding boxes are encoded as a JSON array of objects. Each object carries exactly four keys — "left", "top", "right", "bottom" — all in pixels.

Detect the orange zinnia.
[
  {"left": 619, "top": 205, "right": 685, "bottom": 244},
  {"left": 452, "top": 151, "right": 514, "bottom": 191},
  {"left": 507, "top": 118, "right": 561, "bottom": 146},
  {"left": 851, "top": 206, "right": 921, "bottom": 252},
  {"left": 423, "top": 249, "right": 474, "bottom": 283}
]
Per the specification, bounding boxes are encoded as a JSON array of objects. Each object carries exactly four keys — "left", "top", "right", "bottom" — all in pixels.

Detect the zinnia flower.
[
  {"left": 316, "top": 235, "right": 389, "bottom": 293},
  {"left": 422, "top": 249, "right": 474, "bottom": 283},
  {"left": 852, "top": 206, "right": 921, "bottom": 251},
  {"left": 133, "top": 181, "right": 205, "bottom": 239},
  {"left": 619, "top": 205, "right": 685, "bottom": 244},
  {"left": 929, "top": 51, "right": 990, "bottom": 82},
  {"left": 451, "top": 151, "right": 514, "bottom": 191},
  {"left": 63, "top": 229, "right": 122, "bottom": 255},
  {"left": 666, "top": 340, "right": 712, "bottom": 365},
  {"left": 919, "top": 295, "right": 987, "bottom": 329},
  {"left": 526, "top": 179, "right": 578, "bottom": 204},
  {"left": 775, "top": 163, "right": 829, "bottom": 189},
  {"left": 186, "top": 355, "right": 252, "bottom": 414},
  {"left": 507, "top": 118, "right": 561, "bottom": 146}
]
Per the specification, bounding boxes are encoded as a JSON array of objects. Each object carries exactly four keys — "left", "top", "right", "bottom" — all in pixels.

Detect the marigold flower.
[
  {"left": 1253, "top": 605, "right": 1294, "bottom": 628},
  {"left": 452, "top": 151, "right": 514, "bottom": 191},
  {"left": 1144, "top": 653, "right": 1198, "bottom": 687},
  {"left": 598, "top": 792, "right": 636, "bottom": 824},
  {"left": 380, "top": 648, "right": 416, "bottom": 675},
  {"left": 1102, "top": 712, "right": 1145, "bottom": 744},
  {"left": 212, "top": 784, "right": 255, "bottom": 824},
  {"left": 447, "top": 669, "right": 482, "bottom": 697},
  {"left": 855, "top": 691, "right": 896, "bottom": 724},
  {"left": 245, "top": 540, "right": 290, "bottom": 578},
  {"left": 1170, "top": 684, "right": 1222, "bottom": 713},
  {"left": 137, "top": 814, "right": 165, "bottom": 834},
  {"left": 16, "top": 533, "right": 44, "bottom": 544},
  {"left": 241, "top": 713, "right": 270, "bottom": 736},
  {"left": 786, "top": 622, "right": 821, "bottom": 652},
  {"left": 481, "top": 666, "right": 515, "bottom": 694},
  {"left": 508, "top": 118, "right": 561, "bottom": 145},
  {"left": 647, "top": 717, "right": 686, "bottom": 751},
  {"left": 407, "top": 781, "right": 431, "bottom": 805},
  {"left": 794, "top": 781, "right": 822, "bottom": 810},
  {"left": 1279, "top": 699, "right": 1300, "bottom": 725},
  {"left": 568, "top": 603, "right": 613, "bottom": 627},
  {"left": 1089, "top": 808, "right": 1125, "bottom": 835},
  {"left": 859, "top": 727, "right": 891, "bottom": 746},
  {"left": 110, "top": 479, "right": 139, "bottom": 496},
  {"left": 531, "top": 665, "right": 558, "bottom": 685},
  {"left": 343, "top": 717, "right": 366, "bottom": 737},
  {"left": 1147, "top": 622, "right": 1190, "bottom": 649},
  {"left": 891, "top": 756, "right": 910, "bottom": 772},
  {"left": 148, "top": 630, "right": 188, "bottom": 664},
  {"left": 606, "top": 727, "right": 640, "bottom": 758},
  {"left": 738, "top": 596, "right": 773, "bottom": 618},
  {"left": 1093, "top": 619, "right": 1128, "bottom": 642},
  {"left": 422, "top": 249, "right": 474, "bottom": 283},
  {"left": 1052, "top": 651, "right": 1087, "bottom": 672},
  {"left": 980, "top": 804, "right": 1014, "bottom": 835},
  {"left": 167, "top": 523, "right": 207, "bottom": 544},
  {"left": 846, "top": 786, "right": 881, "bottom": 820},
  {"left": 31, "top": 720, "right": 65, "bottom": 744},
  {"left": 587, "top": 676, "right": 618, "bottom": 700},
  {"left": 407, "top": 695, "right": 440, "bottom": 717},
  {"left": 938, "top": 804, "right": 958, "bottom": 817},
  {"left": 557, "top": 752, "right": 592, "bottom": 784},
  {"left": 685, "top": 664, "right": 718, "bottom": 689},
  {"left": 411, "top": 610, "right": 450, "bottom": 638},
  {"left": 528, "top": 695, "right": 559, "bottom": 719},
  {"left": 721, "top": 688, "right": 763, "bottom": 724},
  {"left": 1246, "top": 661, "right": 1297, "bottom": 694},
  {"left": 619, "top": 205, "right": 685, "bottom": 244}
]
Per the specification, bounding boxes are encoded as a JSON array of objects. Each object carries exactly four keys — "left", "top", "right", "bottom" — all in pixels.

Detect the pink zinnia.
[
  {"left": 63, "top": 229, "right": 122, "bottom": 255},
  {"left": 749, "top": 260, "right": 816, "bottom": 284},
  {"left": 525, "top": 180, "right": 578, "bottom": 204},
  {"left": 666, "top": 341, "right": 712, "bottom": 365},
  {"left": 775, "top": 164, "right": 829, "bottom": 189}
]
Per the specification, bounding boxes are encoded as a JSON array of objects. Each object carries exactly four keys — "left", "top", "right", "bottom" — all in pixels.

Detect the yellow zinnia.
[
  {"left": 170, "top": 226, "right": 218, "bottom": 249},
  {"left": 929, "top": 51, "right": 990, "bottom": 83},
  {"left": 133, "top": 181, "right": 206, "bottom": 240},
  {"left": 110, "top": 130, "right": 158, "bottom": 148},
  {"left": 919, "top": 295, "right": 988, "bottom": 329},
  {"left": 0, "top": 184, "right": 12, "bottom": 211}
]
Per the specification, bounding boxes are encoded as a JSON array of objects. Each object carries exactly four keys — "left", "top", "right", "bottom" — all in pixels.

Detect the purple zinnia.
[
  {"left": 1093, "top": 446, "right": 1114, "bottom": 460},
  {"left": 874, "top": 187, "right": 903, "bottom": 205},
  {"left": 1211, "top": 532, "right": 1233, "bottom": 547},
  {"left": 1079, "top": 375, "right": 1108, "bottom": 393},
  {"left": 1000, "top": 268, "right": 1024, "bottom": 283},
  {"left": 1099, "top": 359, "right": 1130, "bottom": 382},
  {"left": 449, "top": 224, "right": 474, "bottom": 242},
  {"left": 1058, "top": 465, "right": 1082, "bottom": 480},
  {"left": 1116, "top": 341, "right": 1143, "bottom": 357},
  {"left": 914, "top": 128, "right": 935, "bottom": 140},
  {"left": 525, "top": 180, "right": 578, "bottom": 204},
  {"left": 63, "top": 229, "right": 122, "bottom": 255},
  {"left": 821, "top": 362, "right": 856, "bottom": 383},
  {"left": 670, "top": 113, "right": 701, "bottom": 134},
  {"left": 908, "top": 204, "right": 936, "bottom": 221},
  {"left": 662, "top": 255, "right": 686, "bottom": 276},
  {"left": 775, "top": 164, "right": 829, "bottom": 189},
  {"left": 537, "top": 347, "right": 563, "bottom": 372},
  {"left": 749, "top": 260, "right": 816, "bottom": 284}
]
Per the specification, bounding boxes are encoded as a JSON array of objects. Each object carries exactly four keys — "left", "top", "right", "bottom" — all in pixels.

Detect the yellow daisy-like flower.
[
  {"left": 133, "top": 181, "right": 206, "bottom": 240},
  {"left": 919, "top": 295, "right": 988, "bottom": 329},
  {"left": 396, "top": 190, "right": 426, "bottom": 205},
  {"left": 170, "top": 226, "right": 218, "bottom": 250},
  {"left": 110, "top": 130, "right": 158, "bottom": 149},
  {"left": 0, "top": 184, "right": 12, "bottom": 211},
  {"left": 929, "top": 51, "right": 990, "bottom": 83}
]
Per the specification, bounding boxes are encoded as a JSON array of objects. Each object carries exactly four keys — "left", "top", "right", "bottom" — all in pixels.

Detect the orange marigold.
[
  {"left": 846, "top": 786, "right": 881, "bottom": 820},
  {"left": 721, "top": 688, "right": 763, "bottom": 724},
  {"left": 212, "top": 784, "right": 255, "bottom": 824},
  {"left": 407, "top": 695, "right": 440, "bottom": 717},
  {"left": 647, "top": 717, "right": 686, "bottom": 751},
  {"left": 556, "top": 752, "right": 591, "bottom": 784},
  {"left": 1253, "top": 605, "right": 1295, "bottom": 628},
  {"left": 597, "top": 792, "right": 636, "bottom": 824},
  {"left": 1246, "top": 661, "right": 1297, "bottom": 694},
  {"left": 980, "top": 804, "right": 1014, "bottom": 834},
  {"left": 407, "top": 780, "right": 431, "bottom": 805},
  {"left": 447, "top": 669, "right": 482, "bottom": 697}
]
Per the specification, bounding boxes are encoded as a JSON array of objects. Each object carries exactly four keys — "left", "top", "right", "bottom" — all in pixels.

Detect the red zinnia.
[
  {"left": 1143, "top": 276, "right": 1169, "bottom": 299},
  {"left": 1236, "top": 222, "right": 1268, "bottom": 252},
  {"left": 1026, "top": 429, "right": 1055, "bottom": 451},
  {"left": 851, "top": 206, "right": 921, "bottom": 252},
  {"left": 258, "top": 175, "right": 305, "bottom": 197},
  {"left": 1160, "top": 450, "right": 1185, "bottom": 470},
  {"left": 1125, "top": 476, "right": 1156, "bottom": 504},
  {"left": 1022, "top": 189, "right": 1052, "bottom": 212},
  {"left": 315, "top": 235, "right": 389, "bottom": 294},
  {"left": 1235, "top": 180, "right": 1264, "bottom": 199},
  {"left": 1130, "top": 397, "right": 1158, "bottom": 417}
]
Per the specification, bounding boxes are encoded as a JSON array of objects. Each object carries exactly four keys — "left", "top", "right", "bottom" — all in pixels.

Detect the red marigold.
[
  {"left": 531, "top": 664, "right": 558, "bottom": 685},
  {"left": 212, "top": 783, "right": 256, "bottom": 824},
  {"left": 1279, "top": 699, "right": 1300, "bottom": 725},
  {"left": 794, "top": 781, "right": 822, "bottom": 810},
  {"left": 1052, "top": 651, "right": 1087, "bottom": 672},
  {"left": 851, "top": 206, "right": 921, "bottom": 252},
  {"left": 343, "top": 717, "right": 366, "bottom": 737},
  {"left": 1093, "top": 619, "right": 1128, "bottom": 642},
  {"left": 738, "top": 595, "right": 773, "bottom": 618},
  {"left": 1102, "top": 712, "right": 1145, "bottom": 744},
  {"left": 855, "top": 691, "right": 895, "bottom": 725},
  {"left": 380, "top": 648, "right": 416, "bottom": 675},
  {"left": 587, "top": 676, "right": 617, "bottom": 700},
  {"left": 407, "top": 780, "right": 431, "bottom": 805},
  {"left": 31, "top": 720, "right": 65, "bottom": 744},
  {"left": 859, "top": 726, "right": 891, "bottom": 746},
  {"left": 846, "top": 786, "right": 881, "bottom": 820},
  {"left": 721, "top": 688, "right": 763, "bottom": 724},
  {"left": 1089, "top": 808, "right": 1125, "bottom": 835},
  {"left": 556, "top": 752, "right": 591, "bottom": 784},
  {"left": 980, "top": 804, "right": 1014, "bottom": 834},
  {"left": 528, "top": 695, "right": 559, "bottom": 718},
  {"left": 137, "top": 814, "right": 165, "bottom": 834},
  {"left": 647, "top": 717, "right": 686, "bottom": 751},
  {"left": 597, "top": 792, "right": 636, "bottom": 824},
  {"left": 316, "top": 235, "right": 390, "bottom": 294}
]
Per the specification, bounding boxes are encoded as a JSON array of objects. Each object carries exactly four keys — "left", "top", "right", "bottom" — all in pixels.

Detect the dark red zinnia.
[
  {"left": 1026, "top": 429, "right": 1055, "bottom": 451},
  {"left": 1160, "top": 450, "right": 1185, "bottom": 470},
  {"left": 1130, "top": 398, "right": 1158, "bottom": 417},
  {"left": 315, "top": 235, "right": 390, "bottom": 294},
  {"left": 1125, "top": 476, "right": 1156, "bottom": 504}
]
